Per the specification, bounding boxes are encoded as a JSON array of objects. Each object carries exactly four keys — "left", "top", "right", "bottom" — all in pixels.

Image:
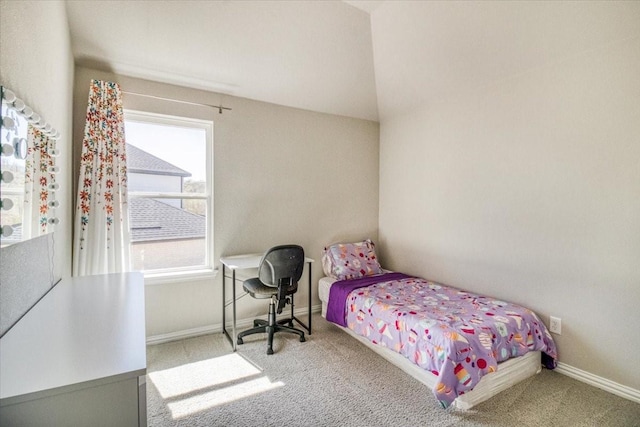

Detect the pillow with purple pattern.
[{"left": 322, "top": 239, "right": 383, "bottom": 280}]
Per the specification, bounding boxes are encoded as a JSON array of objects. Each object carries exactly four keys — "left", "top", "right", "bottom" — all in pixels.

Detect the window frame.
[{"left": 124, "top": 109, "right": 215, "bottom": 284}]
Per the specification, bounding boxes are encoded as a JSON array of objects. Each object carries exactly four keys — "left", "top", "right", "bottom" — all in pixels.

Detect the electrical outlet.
[{"left": 549, "top": 316, "right": 562, "bottom": 335}]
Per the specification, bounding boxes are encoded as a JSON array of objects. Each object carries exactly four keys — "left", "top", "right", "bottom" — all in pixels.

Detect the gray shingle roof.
[
  {"left": 127, "top": 144, "right": 191, "bottom": 177},
  {"left": 129, "top": 198, "right": 205, "bottom": 242}
]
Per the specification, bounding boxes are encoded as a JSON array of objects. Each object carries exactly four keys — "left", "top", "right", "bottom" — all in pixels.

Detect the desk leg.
[
  {"left": 308, "top": 263, "right": 312, "bottom": 334},
  {"left": 232, "top": 269, "right": 237, "bottom": 351},
  {"left": 222, "top": 265, "right": 233, "bottom": 348},
  {"left": 292, "top": 261, "right": 312, "bottom": 335}
]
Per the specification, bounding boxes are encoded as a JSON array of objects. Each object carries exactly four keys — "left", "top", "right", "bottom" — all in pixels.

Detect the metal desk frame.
[{"left": 220, "top": 253, "right": 314, "bottom": 351}]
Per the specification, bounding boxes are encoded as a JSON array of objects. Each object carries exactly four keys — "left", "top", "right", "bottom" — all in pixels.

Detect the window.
[{"left": 124, "top": 111, "right": 213, "bottom": 281}]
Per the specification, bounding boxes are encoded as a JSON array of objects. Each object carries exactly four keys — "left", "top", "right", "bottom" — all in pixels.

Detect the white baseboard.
[
  {"left": 146, "top": 304, "right": 323, "bottom": 346},
  {"left": 146, "top": 323, "right": 220, "bottom": 345},
  {"left": 555, "top": 362, "right": 640, "bottom": 404}
]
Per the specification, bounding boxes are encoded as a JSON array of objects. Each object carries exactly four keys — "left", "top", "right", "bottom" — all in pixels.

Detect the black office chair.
[{"left": 237, "top": 244, "right": 306, "bottom": 355}]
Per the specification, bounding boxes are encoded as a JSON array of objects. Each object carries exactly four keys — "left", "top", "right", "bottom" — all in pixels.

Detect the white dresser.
[{"left": 0, "top": 272, "right": 147, "bottom": 426}]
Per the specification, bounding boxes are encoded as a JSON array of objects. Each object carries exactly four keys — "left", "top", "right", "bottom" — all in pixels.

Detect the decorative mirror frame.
[{"left": 1, "top": 85, "right": 61, "bottom": 246}]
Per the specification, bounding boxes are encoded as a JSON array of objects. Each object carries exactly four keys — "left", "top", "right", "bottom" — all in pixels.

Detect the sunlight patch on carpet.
[
  {"left": 168, "top": 376, "right": 285, "bottom": 418},
  {"left": 148, "top": 353, "right": 284, "bottom": 419},
  {"left": 149, "top": 353, "right": 262, "bottom": 398}
]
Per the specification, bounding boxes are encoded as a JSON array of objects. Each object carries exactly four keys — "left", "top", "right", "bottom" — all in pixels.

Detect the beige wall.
[
  {"left": 0, "top": 0, "right": 74, "bottom": 279},
  {"left": 74, "top": 66, "right": 380, "bottom": 337},
  {"left": 375, "top": 6, "right": 640, "bottom": 390}
]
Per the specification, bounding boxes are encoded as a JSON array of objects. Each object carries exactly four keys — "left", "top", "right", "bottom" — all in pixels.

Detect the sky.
[{"left": 124, "top": 120, "right": 207, "bottom": 181}]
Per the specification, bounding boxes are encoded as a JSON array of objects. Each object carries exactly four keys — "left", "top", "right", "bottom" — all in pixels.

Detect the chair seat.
[{"left": 243, "top": 277, "right": 298, "bottom": 299}]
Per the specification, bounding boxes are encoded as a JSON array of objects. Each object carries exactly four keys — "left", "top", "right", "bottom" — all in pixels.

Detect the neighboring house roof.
[
  {"left": 126, "top": 144, "right": 191, "bottom": 177},
  {"left": 129, "top": 198, "right": 205, "bottom": 242}
]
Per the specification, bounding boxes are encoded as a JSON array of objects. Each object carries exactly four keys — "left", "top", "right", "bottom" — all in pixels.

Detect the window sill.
[{"left": 142, "top": 268, "right": 218, "bottom": 286}]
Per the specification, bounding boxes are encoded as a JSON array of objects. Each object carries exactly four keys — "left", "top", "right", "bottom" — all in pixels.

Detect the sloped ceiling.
[
  {"left": 66, "top": 1, "right": 639, "bottom": 123},
  {"left": 343, "top": 1, "right": 385, "bottom": 15},
  {"left": 66, "top": 0, "right": 379, "bottom": 121}
]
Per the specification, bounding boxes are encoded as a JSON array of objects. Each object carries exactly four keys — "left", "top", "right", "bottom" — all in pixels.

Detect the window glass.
[{"left": 124, "top": 112, "right": 212, "bottom": 277}]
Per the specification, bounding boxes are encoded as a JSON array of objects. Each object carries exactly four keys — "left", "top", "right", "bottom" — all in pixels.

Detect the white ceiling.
[
  {"left": 343, "top": 1, "right": 385, "bottom": 15},
  {"left": 65, "top": 1, "right": 640, "bottom": 123},
  {"left": 65, "top": 0, "right": 379, "bottom": 121}
]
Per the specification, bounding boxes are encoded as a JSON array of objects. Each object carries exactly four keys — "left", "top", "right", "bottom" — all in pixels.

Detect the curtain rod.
[{"left": 122, "top": 90, "right": 232, "bottom": 114}]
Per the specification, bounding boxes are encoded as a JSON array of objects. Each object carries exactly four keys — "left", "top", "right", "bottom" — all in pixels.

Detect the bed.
[{"left": 319, "top": 240, "right": 557, "bottom": 410}]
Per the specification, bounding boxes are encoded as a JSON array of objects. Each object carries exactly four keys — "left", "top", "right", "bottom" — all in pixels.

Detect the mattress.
[{"left": 318, "top": 276, "right": 542, "bottom": 410}]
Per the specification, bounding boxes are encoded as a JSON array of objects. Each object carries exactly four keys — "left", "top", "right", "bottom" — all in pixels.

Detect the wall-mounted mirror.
[{"left": 1, "top": 86, "right": 61, "bottom": 247}]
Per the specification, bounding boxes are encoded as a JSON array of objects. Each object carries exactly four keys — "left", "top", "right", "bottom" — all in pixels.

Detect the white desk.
[
  {"left": 220, "top": 253, "right": 314, "bottom": 350},
  {"left": 0, "top": 273, "right": 146, "bottom": 426}
]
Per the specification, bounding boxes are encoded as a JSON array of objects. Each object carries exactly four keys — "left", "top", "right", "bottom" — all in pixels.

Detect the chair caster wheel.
[
  {"left": 237, "top": 337, "right": 244, "bottom": 345},
  {"left": 267, "top": 348, "right": 274, "bottom": 355},
  {"left": 300, "top": 336, "right": 306, "bottom": 342}
]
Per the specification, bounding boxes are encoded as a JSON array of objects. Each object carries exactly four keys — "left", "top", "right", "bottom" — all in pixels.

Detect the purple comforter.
[
  {"left": 326, "top": 274, "right": 557, "bottom": 408},
  {"left": 326, "top": 273, "right": 410, "bottom": 327}
]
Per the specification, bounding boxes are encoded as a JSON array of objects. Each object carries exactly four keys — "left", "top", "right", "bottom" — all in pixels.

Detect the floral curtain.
[
  {"left": 73, "top": 80, "right": 130, "bottom": 276},
  {"left": 23, "top": 125, "right": 57, "bottom": 239}
]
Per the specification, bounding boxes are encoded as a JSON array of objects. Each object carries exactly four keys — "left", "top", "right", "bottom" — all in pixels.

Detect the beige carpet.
[{"left": 146, "top": 313, "right": 640, "bottom": 426}]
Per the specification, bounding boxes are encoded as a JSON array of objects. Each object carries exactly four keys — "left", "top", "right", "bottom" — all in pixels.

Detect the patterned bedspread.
[{"left": 326, "top": 273, "right": 557, "bottom": 408}]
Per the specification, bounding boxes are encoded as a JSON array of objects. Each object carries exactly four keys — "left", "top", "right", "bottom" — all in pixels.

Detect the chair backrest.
[{"left": 258, "top": 245, "right": 305, "bottom": 289}]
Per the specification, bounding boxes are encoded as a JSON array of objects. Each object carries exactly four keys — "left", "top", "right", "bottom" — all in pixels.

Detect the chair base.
[{"left": 237, "top": 299, "right": 305, "bottom": 355}]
